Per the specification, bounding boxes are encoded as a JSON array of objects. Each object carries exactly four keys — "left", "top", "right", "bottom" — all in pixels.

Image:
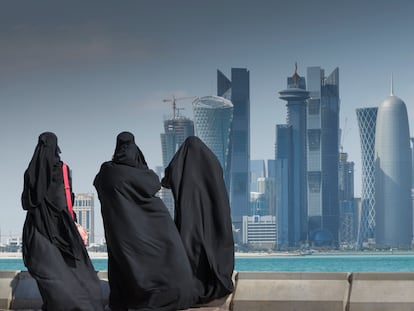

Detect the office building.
[
  {"left": 275, "top": 124, "right": 292, "bottom": 249},
  {"left": 193, "top": 95, "right": 233, "bottom": 173},
  {"left": 73, "top": 193, "right": 95, "bottom": 245},
  {"left": 306, "top": 66, "right": 340, "bottom": 246},
  {"left": 242, "top": 215, "right": 277, "bottom": 249},
  {"left": 217, "top": 68, "right": 251, "bottom": 232},
  {"left": 258, "top": 177, "right": 276, "bottom": 217},
  {"left": 375, "top": 90, "right": 412, "bottom": 247},
  {"left": 338, "top": 152, "right": 357, "bottom": 245},
  {"left": 160, "top": 113, "right": 194, "bottom": 215},
  {"left": 356, "top": 107, "right": 378, "bottom": 247},
  {"left": 276, "top": 65, "right": 309, "bottom": 247},
  {"left": 250, "top": 160, "right": 266, "bottom": 192}
]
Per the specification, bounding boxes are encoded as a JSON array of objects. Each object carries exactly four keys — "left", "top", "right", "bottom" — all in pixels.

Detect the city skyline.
[{"left": 2, "top": 0, "right": 414, "bottom": 239}]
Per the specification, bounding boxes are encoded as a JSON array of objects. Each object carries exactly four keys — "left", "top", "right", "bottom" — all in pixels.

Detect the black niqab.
[
  {"left": 94, "top": 131, "right": 196, "bottom": 310},
  {"left": 162, "top": 136, "right": 235, "bottom": 304},
  {"left": 21, "top": 132, "right": 103, "bottom": 311}
]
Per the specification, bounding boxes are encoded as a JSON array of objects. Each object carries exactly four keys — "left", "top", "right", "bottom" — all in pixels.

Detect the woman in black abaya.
[
  {"left": 162, "top": 136, "right": 235, "bottom": 304},
  {"left": 93, "top": 131, "right": 196, "bottom": 311},
  {"left": 21, "top": 132, "right": 103, "bottom": 311}
]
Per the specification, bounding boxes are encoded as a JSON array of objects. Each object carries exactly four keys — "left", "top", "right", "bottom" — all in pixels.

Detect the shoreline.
[{"left": 2, "top": 250, "right": 414, "bottom": 259}]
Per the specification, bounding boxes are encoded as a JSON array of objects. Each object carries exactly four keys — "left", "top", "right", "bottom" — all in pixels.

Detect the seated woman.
[
  {"left": 21, "top": 132, "right": 103, "bottom": 311},
  {"left": 93, "top": 131, "right": 196, "bottom": 311},
  {"left": 162, "top": 136, "right": 235, "bottom": 304}
]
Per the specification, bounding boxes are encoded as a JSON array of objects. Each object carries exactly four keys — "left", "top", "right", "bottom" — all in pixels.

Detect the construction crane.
[{"left": 162, "top": 96, "right": 196, "bottom": 119}]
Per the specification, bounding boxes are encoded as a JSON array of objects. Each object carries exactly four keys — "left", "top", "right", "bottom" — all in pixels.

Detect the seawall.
[{"left": 2, "top": 271, "right": 414, "bottom": 310}]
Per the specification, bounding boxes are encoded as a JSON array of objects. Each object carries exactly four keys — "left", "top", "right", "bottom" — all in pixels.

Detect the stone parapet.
[{"left": 2, "top": 271, "right": 414, "bottom": 310}]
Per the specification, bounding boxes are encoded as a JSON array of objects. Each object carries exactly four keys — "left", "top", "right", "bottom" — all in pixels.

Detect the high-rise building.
[
  {"left": 250, "top": 160, "right": 266, "bottom": 192},
  {"left": 375, "top": 90, "right": 412, "bottom": 248},
  {"left": 276, "top": 65, "right": 309, "bottom": 247},
  {"left": 73, "top": 193, "right": 95, "bottom": 245},
  {"left": 217, "top": 68, "right": 250, "bottom": 232},
  {"left": 192, "top": 95, "right": 233, "bottom": 173},
  {"left": 356, "top": 107, "right": 378, "bottom": 247},
  {"left": 306, "top": 66, "right": 340, "bottom": 246},
  {"left": 338, "top": 152, "right": 357, "bottom": 245},
  {"left": 160, "top": 114, "right": 194, "bottom": 215},
  {"left": 275, "top": 124, "right": 292, "bottom": 249},
  {"left": 257, "top": 177, "right": 276, "bottom": 216}
]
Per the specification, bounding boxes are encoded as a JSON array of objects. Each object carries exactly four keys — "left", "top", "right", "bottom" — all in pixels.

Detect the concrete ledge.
[
  {"left": 4, "top": 271, "right": 414, "bottom": 310},
  {"left": 232, "top": 272, "right": 350, "bottom": 311},
  {"left": 349, "top": 272, "right": 414, "bottom": 311},
  {"left": 0, "top": 271, "right": 19, "bottom": 309}
]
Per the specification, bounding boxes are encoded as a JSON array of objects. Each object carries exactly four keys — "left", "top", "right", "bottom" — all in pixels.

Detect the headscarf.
[
  {"left": 22, "top": 132, "right": 61, "bottom": 210},
  {"left": 112, "top": 131, "right": 147, "bottom": 168}
]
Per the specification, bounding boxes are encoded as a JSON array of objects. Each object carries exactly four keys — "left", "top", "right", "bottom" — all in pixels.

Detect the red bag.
[{"left": 62, "top": 163, "right": 88, "bottom": 246}]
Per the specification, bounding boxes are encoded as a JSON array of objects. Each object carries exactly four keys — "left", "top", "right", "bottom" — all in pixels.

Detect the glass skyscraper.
[
  {"left": 160, "top": 114, "right": 194, "bottom": 215},
  {"left": 193, "top": 95, "right": 233, "bottom": 173},
  {"left": 217, "top": 68, "right": 250, "bottom": 232},
  {"left": 73, "top": 193, "right": 95, "bottom": 245},
  {"left": 356, "top": 107, "right": 377, "bottom": 247},
  {"left": 306, "top": 66, "right": 340, "bottom": 245}
]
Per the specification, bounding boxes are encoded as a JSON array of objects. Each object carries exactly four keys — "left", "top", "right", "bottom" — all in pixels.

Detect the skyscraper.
[
  {"left": 275, "top": 124, "right": 292, "bottom": 249},
  {"left": 356, "top": 107, "right": 378, "bottom": 247},
  {"left": 338, "top": 152, "right": 357, "bottom": 245},
  {"left": 375, "top": 90, "right": 412, "bottom": 247},
  {"left": 277, "top": 65, "right": 309, "bottom": 246},
  {"left": 192, "top": 95, "right": 233, "bottom": 173},
  {"left": 306, "top": 66, "right": 340, "bottom": 245},
  {"left": 217, "top": 68, "right": 250, "bottom": 231},
  {"left": 73, "top": 193, "right": 95, "bottom": 245},
  {"left": 160, "top": 110, "right": 194, "bottom": 215}
]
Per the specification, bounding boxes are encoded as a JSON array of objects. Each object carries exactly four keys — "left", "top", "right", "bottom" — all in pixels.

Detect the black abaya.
[
  {"left": 93, "top": 132, "right": 196, "bottom": 311},
  {"left": 21, "top": 132, "right": 103, "bottom": 311},
  {"left": 162, "top": 136, "right": 235, "bottom": 304}
]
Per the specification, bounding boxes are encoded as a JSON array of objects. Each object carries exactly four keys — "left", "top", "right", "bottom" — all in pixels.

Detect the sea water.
[{"left": 1, "top": 254, "right": 414, "bottom": 272}]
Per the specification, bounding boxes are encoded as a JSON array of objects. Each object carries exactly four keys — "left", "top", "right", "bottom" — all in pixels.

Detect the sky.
[{"left": 2, "top": 0, "right": 414, "bottom": 242}]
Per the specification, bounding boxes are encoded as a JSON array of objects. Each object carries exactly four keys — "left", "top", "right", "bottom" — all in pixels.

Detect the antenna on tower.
[{"left": 390, "top": 74, "right": 394, "bottom": 96}]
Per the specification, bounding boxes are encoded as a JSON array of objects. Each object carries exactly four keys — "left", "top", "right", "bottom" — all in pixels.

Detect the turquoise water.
[{"left": 2, "top": 254, "right": 414, "bottom": 272}]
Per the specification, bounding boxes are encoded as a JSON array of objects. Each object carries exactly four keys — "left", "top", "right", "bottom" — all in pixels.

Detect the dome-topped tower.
[{"left": 374, "top": 83, "right": 412, "bottom": 247}]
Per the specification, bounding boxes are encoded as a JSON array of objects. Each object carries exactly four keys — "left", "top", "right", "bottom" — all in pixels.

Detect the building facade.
[
  {"left": 356, "top": 107, "right": 378, "bottom": 247},
  {"left": 193, "top": 95, "right": 233, "bottom": 172},
  {"left": 160, "top": 115, "right": 194, "bottom": 215},
  {"left": 217, "top": 68, "right": 251, "bottom": 232},
  {"left": 375, "top": 92, "right": 412, "bottom": 248},
  {"left": 242, "top": 215, "right": 277, "bottom": 249},
  {"left": 73, "top": 193, "right": 95, "bottom": 245},
  {"left": 306, "top": 66, "right": 340, "bottom": 246}
]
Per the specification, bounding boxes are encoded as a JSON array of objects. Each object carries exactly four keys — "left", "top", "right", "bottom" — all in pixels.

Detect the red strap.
[{"left": 62, "top": 163, "right": 74, "bottom": 219}]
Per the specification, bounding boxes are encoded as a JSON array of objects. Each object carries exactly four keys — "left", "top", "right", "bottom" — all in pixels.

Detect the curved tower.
[
  {"left": 356, "top": 107, "right": 378, "bottom": 247},
  {"left": 193, "top": 95, "right": 233, "bottom": 172},
  {"left": 375, "top": 91, "right": 412, "bottom": 247}
]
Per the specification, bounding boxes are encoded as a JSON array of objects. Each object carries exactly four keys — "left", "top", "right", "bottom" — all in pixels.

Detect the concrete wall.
[{"left": 1, "top": 271, "right": 414, "bottom": 310}]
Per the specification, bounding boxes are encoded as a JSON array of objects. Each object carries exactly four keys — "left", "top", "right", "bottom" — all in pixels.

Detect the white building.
[
  {"left": 242, "top": 215, "right": 277, "bottom": 249},
  {"left": 73, "top": 193, "right": 95, "bottom": 245}
]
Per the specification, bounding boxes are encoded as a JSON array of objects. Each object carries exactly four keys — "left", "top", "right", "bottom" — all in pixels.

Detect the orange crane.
[{"left": 162, "top": 96, "right": 196, "bottom": 119}]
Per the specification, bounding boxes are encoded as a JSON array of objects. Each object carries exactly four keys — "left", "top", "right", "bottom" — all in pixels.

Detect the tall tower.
[
  {"left": 356, "top": 107, "right": 378, "bottom": 247},
  {"left": 217, "top": 68, "right": 250, "bottom": 232},
  {"left": 73, "top": 193, "right": 95, "bottom": 245},
  {"left": 306, "top": 66, "right": 340, "bottom": 246},
  {"left": 192, "top": 95, "right": 233, "bottom": 173},
  {"left": 160, "top": 110, "right": 194, "bottom": 216},
  {"left": 278, "top": 64, "right": 309, "bottom": 246},
  {"left": 375, "top": 88, "right": 412, "bottom": 247}
]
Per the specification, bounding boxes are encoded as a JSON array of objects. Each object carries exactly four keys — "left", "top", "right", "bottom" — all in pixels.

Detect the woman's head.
[{"left": 112, "top": 131, "right": 148, "bottom": 168}]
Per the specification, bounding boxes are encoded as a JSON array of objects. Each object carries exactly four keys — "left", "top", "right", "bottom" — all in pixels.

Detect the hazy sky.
[{"left": 2, "top": 0, "right": 414, "bottom": 241}]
